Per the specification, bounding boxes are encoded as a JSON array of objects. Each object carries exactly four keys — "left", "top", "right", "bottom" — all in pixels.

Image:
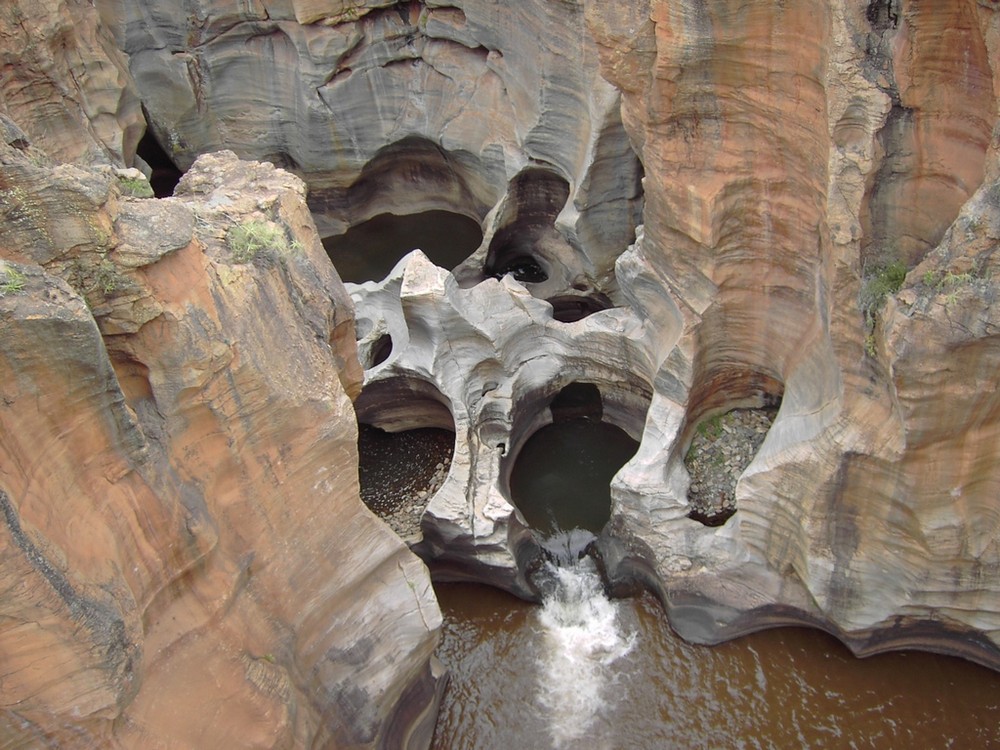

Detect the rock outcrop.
[
  {"left": 117, "top": 0, "right": 644, "bottom": 297},
  {"left": 334, "top": 0, "right": 1000, "bottom": 671},
  {"left": 592, "top": 0, "right": 1000, "bottom": 665},
  {"left": 3, "top": 0, "right": 1000, "bottom": 744},
  {"left": 0, "top": 129, "right": 441, "bottom": 745},
  {"left": 0, "top": 0, "right": 142, "bottom": 165}
]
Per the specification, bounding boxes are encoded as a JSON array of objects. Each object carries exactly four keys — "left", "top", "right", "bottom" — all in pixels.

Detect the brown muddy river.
[{"left": 431, "top": 577, "right": 1000, "bottom": 749}]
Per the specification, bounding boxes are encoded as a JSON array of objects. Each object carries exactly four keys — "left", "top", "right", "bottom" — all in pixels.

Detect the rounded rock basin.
[
  {"left": 323, "top": 210, "right": 483, "bottom": 283},
  {"left": 508, "top": 417, "right": 639, "bottom": 536}
]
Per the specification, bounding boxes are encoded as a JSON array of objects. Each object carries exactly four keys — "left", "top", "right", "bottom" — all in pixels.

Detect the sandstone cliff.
[
  {"left": 0, "top": 118, "right": 440, "bottom": 747},
  {"left": 588, "top": 0, "right": 1000, "bottom": 663},
  {"left": 2, "top": 0, "right": 1000, "bottom": 746}
]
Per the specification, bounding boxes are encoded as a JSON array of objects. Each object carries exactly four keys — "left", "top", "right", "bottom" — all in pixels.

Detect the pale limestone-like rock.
[
  {"left": 344, "top": 0, "right": 997, "bottom": 673},
  {"left": 117, "top": 0, "right": 1000, "bottom": 672},
  {"left": 352, "top": 250, "right": 655, "bottom": 593},
  {"left": 116, "top": 0, "right": 643, "bottom": 304}
]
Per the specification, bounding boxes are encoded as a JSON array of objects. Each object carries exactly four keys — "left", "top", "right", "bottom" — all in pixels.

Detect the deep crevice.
[
  {"left": 483, "top": 168, "right": 570, "bottom": 285},
  {"left": 866, "top": 0, "right": 900, "bottom": 31},
  {"left": 136, "top": 123, "right": 182, "bottom": 198},
  {"left": 368, "top": 334, "right": 393, "bottom": 369},
  {"left": 682, "top": 378, "right": 783, "bottom": 526},
  {"left": 547, "top": 292, "right": 613, "bottom": 323}
]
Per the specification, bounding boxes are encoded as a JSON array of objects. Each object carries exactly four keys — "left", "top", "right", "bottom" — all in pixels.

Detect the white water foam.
[{"left": 536, "top": 556, "right": 636, "bottom": 749}]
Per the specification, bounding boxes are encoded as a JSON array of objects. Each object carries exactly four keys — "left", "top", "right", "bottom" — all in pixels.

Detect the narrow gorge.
[{"left": 1, "top": 1, "right": 999, "bottom": 747}]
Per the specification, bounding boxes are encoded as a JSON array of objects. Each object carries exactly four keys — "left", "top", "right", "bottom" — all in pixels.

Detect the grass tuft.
[
  {"left": 226, "top": 220, "right": 290, "bottom": 265},
  {"left": 0, "top": 266, "right": 26, "bottom": 296},
  {"left": 117, "top": 176, "right": 154, "bottom": 198}
]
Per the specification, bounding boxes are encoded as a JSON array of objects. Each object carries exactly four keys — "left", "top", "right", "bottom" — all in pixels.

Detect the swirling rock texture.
[
  {"left": 0, "top": 0, "right": 143, "bottom": 165},
  {"left": 2, "top": 0, "right": 1000, "bottom": 745},
  {"left": 587, "top": 0, "right": 1000, "bottom": 664},
  {"left": 0, "top": 56, "right": 440, "bottom": 750}
]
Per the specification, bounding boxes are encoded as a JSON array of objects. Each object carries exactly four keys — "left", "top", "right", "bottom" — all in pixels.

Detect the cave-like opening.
[
  {"left": 313, "top": 136, "right": 492, "bottom": 284},
  {"left": 323, "top": 210, "right": 483, "bottom": 284},
  {"left": 546, "top": 292, "right": 614, "bottom": 323},
  {"left": 483, "top": 168, "right": 570, "bottom": 285},
  {"left": 683, "top": 372, "right": 784, "bottom": 526},
  {"left": 504, "top": 382, "right": 639, "bottom": 539},
  {"left": 135, "top": 122, "right": 182, "bottom": 198},
  {"left": 354, "top": 377, "right": 456, "bottom": 540}
]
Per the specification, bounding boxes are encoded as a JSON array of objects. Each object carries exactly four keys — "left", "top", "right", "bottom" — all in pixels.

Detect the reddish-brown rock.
[
  {"left": 0, "top": 0, "right": 142, "bottom": 165},
  {"left": 3, "top": 0, "right": 1000, "bottom": 744},
  {"left": 0, "top": 139, "right": 440, "bottom": 747}
]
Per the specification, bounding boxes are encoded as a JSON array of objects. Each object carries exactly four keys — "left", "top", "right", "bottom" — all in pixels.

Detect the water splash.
[
  {"left": 535, "top": 547, "right": 636, "bottom": 748},
  {"left": 538, "top": 526, "right": 596, "bottom": 566}
]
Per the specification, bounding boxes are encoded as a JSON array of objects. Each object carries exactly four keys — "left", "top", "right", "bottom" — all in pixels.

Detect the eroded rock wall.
[
  {"left": 115, "top": 0, "right": 644, "bottom": 291},
  {"left": 0, "top": 128, "right": 440, "bottom": 746},
  {"left": 3, "top": 0, "right": 1000, "bottom": 743},
  {"left": 113, "top": 0, "right": 1000, "bottom": 667},
  {"left": 589, "top": 0, "right": 1000, "bottom": 664},
  {"left": 0, "top": 0, "right": 142, "bottom": 165}
]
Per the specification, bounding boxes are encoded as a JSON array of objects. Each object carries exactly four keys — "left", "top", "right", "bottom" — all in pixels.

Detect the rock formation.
[
  {"left": 0, "top": 119, "right": 440, "bottom": 746},
  {"left": 0, "top": 0, "right": 142, "bottom": 165},
  {"left": 2, "top": 0, "right": 1000, "bottom": 746},
  {"left": 586, "top": 0, "right": 1000, "bottom": 666}
]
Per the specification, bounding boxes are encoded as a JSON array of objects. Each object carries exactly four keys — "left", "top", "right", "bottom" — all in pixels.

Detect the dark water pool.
[
  {"left": 508, "top": 419, "right": 639, "bottom": 536},
  {"left": 322, "top": 210, "right": 482, "bottom": 283}
]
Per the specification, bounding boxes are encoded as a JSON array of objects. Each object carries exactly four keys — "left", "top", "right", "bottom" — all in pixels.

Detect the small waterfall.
[{"left": 533, "top": 531, "right": 636, "bottom": 749}]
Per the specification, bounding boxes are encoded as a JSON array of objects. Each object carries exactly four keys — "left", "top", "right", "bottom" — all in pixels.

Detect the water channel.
[
  {"left": 355, "top": 406, "right": 1000, "bottom": 747},
  {"left": 431, "top": 417, "right": 1000, "bottom": 748}
]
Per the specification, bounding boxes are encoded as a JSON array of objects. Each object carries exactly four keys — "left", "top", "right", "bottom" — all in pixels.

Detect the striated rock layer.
[
  {"left": 0, "top": 130, "right": 441, "bottom": 745},
  {"left": 345, "top": 0, "right": 999, "bottom": 671},
  {"left": 590, "top": 0, "right": 1000, "bottom": 664},
  {"left": 0, "top": 0, "right": 142, "bottom": 165},
  {"left": 2, "top": 0, "right": 1000, "bottom": 745}
]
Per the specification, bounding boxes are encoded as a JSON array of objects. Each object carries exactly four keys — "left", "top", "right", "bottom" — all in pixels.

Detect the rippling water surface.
[{"left": 432, "top": 580, "right": 1000, "bottom": 749}]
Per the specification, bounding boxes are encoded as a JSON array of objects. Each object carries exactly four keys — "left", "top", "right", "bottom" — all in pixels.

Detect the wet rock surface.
[
  {"left": 685, "top": 408, "right": 777, "bottom": 525},
  {"left": 359, "top": 425, "right": 454, "bottom": 540}
]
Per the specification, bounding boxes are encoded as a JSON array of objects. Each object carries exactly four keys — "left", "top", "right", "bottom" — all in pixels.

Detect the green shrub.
[
  {"left": 697, "top": 414, "right": 724, "bottom": 440},
  {"left": 861, "top": 258, "right": 906, "bottom": 317},
  {"left": 226, "top": 220, "right": 289, "bottom": 265},
  {"left": 864, "top": 333, "right": 878, "bottom": 358},
  {"left": 117, "top": 176, "right": 154, "bottom": 198},
  {"left": 938, "top": 271, "right": 973, "bottom": 288},
  {"left": 95, "top": 259, "right": 120, "bottom": 295},
  {"left": 859, "top": 260, "right": 907, "bottom": 358},
  {"left": 862, "top": 260, "right": 907, "bottom": 311},
  {"left": 0, "top": 266, "right": 26, "bottom": 296}
]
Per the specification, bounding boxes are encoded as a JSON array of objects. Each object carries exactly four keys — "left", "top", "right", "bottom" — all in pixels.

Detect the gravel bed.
[
  {"left": 358, "top": 424, "right": 454, "bottom": 539},
  {"left": 357, "top": 408, "right": 775, "bottom": 537},
  {"left": 685, "top": 407, "right": 777, "bottom": 525}
]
